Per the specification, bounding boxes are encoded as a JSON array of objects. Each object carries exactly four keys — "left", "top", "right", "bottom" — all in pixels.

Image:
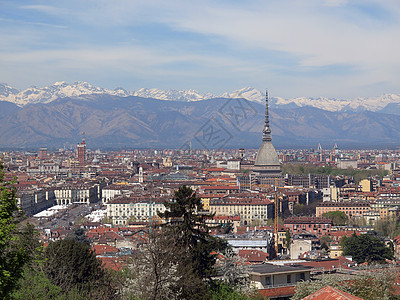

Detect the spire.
[{"left": 262, "top": 89, "right": 272, "bottom": 141}]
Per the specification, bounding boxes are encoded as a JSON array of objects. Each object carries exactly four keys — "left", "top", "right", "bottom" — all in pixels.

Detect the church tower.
[{"left": 252, "top": 89, "right": 281, "bottom": 177}]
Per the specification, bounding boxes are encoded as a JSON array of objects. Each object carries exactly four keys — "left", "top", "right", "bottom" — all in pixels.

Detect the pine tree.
[{"left": 158, "top": 185, "right": 227, "bottom": 279}]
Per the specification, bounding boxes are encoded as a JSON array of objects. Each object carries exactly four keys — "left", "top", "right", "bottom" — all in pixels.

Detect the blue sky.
[{"left": 1, "top": 0, "right": 399, "bottom": 99}]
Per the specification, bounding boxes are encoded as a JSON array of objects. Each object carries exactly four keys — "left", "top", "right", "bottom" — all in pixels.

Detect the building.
[
  {"left": 284, "top": 216, "right": 332, "bottom": 237},
  {"left": 77, "top": 139, "right": 86, "bottom": 167},
  {"left": 285, "top": 174, "right": 333, "bottom": 189},
  {"left": 54, "top": 184, "right": 98, "bottom": 205},
  {"left": 290, "top": 234, "right": 320, "bottom": 259},
  {"left": 249, "top": 263, "right": 312, "bottom": 289},
  {"left": 17, "top": 189, "right": 56, "bottom": 216},
  {"left": 106, "top": 196, "right": 167, "bottom": 226},
  {"left": 210, "top": 197, "right": 274, "bottom": 225},
  {"left": 39, "top": 147, "right": 47, "bottom": 159},
  {"left": 337, "top": 159, "right": 358, "bottom": 169},
  {"left": 252, "top": 90, "right": 282, "bottom": 183},
  {"left": 316, "top": 201, "right": 370, "bottom": 218}
]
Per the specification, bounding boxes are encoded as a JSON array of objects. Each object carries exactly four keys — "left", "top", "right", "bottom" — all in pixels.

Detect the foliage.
[
  {"left": 68, "top": 227, "right": 90, "bottom": 245},
  {"left": 320, "top": 235, "right": 332, "bottom": 251},
  {"left": 210, "top": 282, "right": 251, "bottom": 300},
  {"left": 292, "top": 202, "right": 319, "bottom": 216},
  {"left": 214, "top": 250, "right": 250, "bottom": 292},
  {"left": 374, "top": 216, "right": 400, "bottom": 239},
  {"left": 341, "top": 233, "right": 393, "bottom": 264},
  {"left": 322, "top": 210, "right": 348, "bottom": 226},
  {"left": 293, "top": 267, "right": 398, "bottom": 300},
  {"left": 44, "top": 238, "right": 117, "bottom": 299},
  {"left": 158, "top": 185, "right": 227, "bottom": 280},
  {"left": 282, "top": 163, "right": 388, "bottom": 184},
  {"left": 11, "top": 267, "right": 68, "bottom": 300},
  {"left": 124, "top": 230, "right": 207, "bottom": 300},
  {"left": 0, "top": 162, "right": 31, "bottom": 299}
]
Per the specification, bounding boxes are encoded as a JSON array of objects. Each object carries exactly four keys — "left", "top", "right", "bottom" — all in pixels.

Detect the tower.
[
  {"left": 77, "top": 139, "right": 86, "bottom": 167},
  {"left": 138, "top": 167, "right": 144, "bottom": 183},
  {"left": 253, "top": 89, "right": 281, "bottom": 177},
  {"left": 39, "top": 147, "right": 47, "bottom": 159}
]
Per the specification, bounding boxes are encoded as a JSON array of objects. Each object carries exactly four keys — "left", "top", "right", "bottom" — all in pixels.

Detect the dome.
[{"left": 254, "top": 141, "right": 280, "bottom": 167}]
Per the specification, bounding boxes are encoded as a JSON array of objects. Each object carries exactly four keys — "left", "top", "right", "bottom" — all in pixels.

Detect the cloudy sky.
[{"left": 1, "top": 0, "right": 399, "bottom": 99}]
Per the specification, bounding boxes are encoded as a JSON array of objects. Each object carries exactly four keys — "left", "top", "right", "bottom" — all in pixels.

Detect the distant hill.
[{"left": 1, "top": 95, "right": 400, "bottom": 149}]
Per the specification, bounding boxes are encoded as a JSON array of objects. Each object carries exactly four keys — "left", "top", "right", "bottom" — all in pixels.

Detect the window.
[
  {"left": 287, "top": 275, "right": 291, "bottom": 283},
  {"left": 265, "top": 276, "right": 271, "bottom": 286}
]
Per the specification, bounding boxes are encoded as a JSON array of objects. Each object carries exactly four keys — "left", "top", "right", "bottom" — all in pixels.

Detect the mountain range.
[
  {"left": 2, "top": 82, "right": 400, "bottom": 113},
  {"left": 2, "top": 81, "right": 400, "bottom": 149}
]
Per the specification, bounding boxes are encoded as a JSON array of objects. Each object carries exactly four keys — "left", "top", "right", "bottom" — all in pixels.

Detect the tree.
[
  {"left": 214, "top": 250, "right": 250, "bottom": 292},
  {"left": 293, "top": 267, "right": 397, "bottom": 300},
  {"left": 68, "top": 227, "right": 90, "bottom": 245},
  {"left": 320, "top": 235, "right": 332, "bottom": 251},
  {"left": 44, "top": 238, "right": 117, "bottom": 299},
  {"left": 124, "top": 230, "right": 207, "bottom": 300},
  {"left": 341, "top": 233, "right": 393, "bottom": 264},
  {"left": 0, "top": 162, "right": 31, "bottom": 299},
  {"left": 322, "top": 211, "right": 348, "bottom": 226},
  {"left": 158, "top": 185, "right": 227, "bottom": 280}
]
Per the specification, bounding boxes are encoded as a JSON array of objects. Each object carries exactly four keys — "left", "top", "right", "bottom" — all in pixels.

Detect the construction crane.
[{"left": 274, "top": 178, "right": 281, "bottom": 256}]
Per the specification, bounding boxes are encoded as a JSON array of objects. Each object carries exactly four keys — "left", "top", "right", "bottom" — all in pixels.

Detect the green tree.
[
  {"left": 158, "top": 185, "right": 227, "bottom": 280},
  {"left": 68, "top": 227, "right": 90, "bottom": 245},
  {"left": 341, "top": 233, "right": 393, "bottom": 264},
  {"left": 44, "top": 238, "right": 117, "bottom": 299},
  {"left": 322, "top": 210, "right": 348, "bottom": 226},
  {"left": 0, "top": 162, "right": 31, "bottom": 299}
]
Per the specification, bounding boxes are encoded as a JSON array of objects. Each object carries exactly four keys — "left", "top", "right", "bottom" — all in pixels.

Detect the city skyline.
[{"left": 1, "top": 1, "right": 400, "bottom": 99}]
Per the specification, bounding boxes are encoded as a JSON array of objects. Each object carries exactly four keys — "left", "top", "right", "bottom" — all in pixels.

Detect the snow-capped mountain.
[
  {"left": 274, "top": 94, "right": 400, "bottom": 112},
  {"left": 0, "top": 81, "right": 133, "bottom": 106},
  {"left": 221, "top": 87, "right": 265, "bottom": 104},
  {"left": 132, "top": 88, "right": 215, "bottom": 102},
  {"left": 0, "top": 83, "right": 19, "bottom": 97},
  {"left": 1, "top": 81, "right": 400, "bottom": 113}
]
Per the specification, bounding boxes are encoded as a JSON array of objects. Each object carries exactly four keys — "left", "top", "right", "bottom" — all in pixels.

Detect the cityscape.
[
  {"left": 2, "top": 1, "right": 400, "bottom": 300},
  {"left": 2, "top": 92, "right": 400, "bottom": 299}
]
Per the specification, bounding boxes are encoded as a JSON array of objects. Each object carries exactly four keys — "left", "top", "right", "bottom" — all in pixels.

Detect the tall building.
[
  {"left": 39, "top": 147, "right": 47, "bottom": 159},
  {"left": 237, "top": 90, "right": 283, "bottom": 189},
  {"left": 77, "top": 139, "right": 86, "bottom": 167},
  {"left": 252, "top": 90, "right": 281, "bottom": 178}
]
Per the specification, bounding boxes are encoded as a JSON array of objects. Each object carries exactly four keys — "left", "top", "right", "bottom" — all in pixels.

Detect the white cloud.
[{"left": 1, "top": 0, "right": 400, "bottom": 98}]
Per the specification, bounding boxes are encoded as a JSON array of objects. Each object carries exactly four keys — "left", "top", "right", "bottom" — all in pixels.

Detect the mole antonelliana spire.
[
  {"left": 263, "top": 89, "right": 272, "bottom": 142},
  {"left": 253, "top": 89, "right": 281, "bottom": 177}
]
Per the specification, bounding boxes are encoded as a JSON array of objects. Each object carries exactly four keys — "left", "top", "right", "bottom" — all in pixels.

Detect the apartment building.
[
  {"left": 316, "top": 201, "right": 370, "bottom": 218},
  {"left": 106, "top": 195, "right": 168, "bottom": 226},
  {"left": 210, "top": 197, "right": 274, "bottom": 225},
  {"left": 284, "top": 216, "right": 332, "bottom": 236}
]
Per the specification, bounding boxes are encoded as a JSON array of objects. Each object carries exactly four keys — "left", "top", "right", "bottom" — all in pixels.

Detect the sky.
[{"left": 1, "top": 0, "right": 400, "bottom": 99}]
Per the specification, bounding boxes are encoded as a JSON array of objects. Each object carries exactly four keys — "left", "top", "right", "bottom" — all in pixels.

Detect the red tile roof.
[
  {"left": 302, "top": 285, "right": 364, "bottom": 300},
  {"left": 238, "top": 250, "right": 268, "bottom": 263}
]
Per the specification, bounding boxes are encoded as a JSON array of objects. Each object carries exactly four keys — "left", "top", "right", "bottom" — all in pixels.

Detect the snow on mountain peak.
[
  {"left": 221, "top": 87, "right": 264, "bottom": 103},
  {"left": 1, "top": 81, "right": 400, "bottom": 113}
]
